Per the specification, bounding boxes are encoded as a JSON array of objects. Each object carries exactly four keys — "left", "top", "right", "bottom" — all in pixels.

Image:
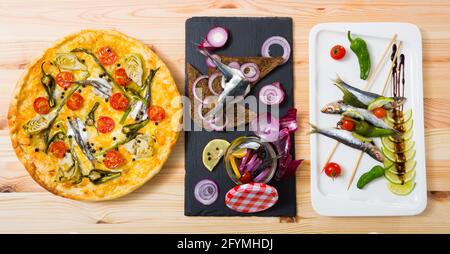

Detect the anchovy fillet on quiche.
[{"left": 8, "top": 30, "right": 182, "bottom": 201}]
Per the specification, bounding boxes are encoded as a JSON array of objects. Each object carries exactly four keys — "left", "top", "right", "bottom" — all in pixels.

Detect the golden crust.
[{"left": 8, "top": 29, "right": 182, "bottom": 201}]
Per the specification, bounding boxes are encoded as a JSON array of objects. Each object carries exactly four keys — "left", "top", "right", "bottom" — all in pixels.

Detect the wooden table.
[{"left": 1, "top": 0, "right": 449, "bottom": 234}]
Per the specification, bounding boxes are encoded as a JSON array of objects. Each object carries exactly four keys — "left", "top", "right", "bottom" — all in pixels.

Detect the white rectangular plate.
[{"left": 309, "top": 23, "right": 427, "bottom": 216}]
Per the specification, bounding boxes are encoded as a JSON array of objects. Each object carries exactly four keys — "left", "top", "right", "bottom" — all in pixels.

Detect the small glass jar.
[{"left": 224, "top": 136, "right": 277, "bottom": 185}]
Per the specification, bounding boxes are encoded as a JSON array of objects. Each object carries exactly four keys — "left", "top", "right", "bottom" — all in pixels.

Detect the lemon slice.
[
  {"left": 388, "top": 128, "right": 413, "bottom": 142},
  {"left": 342, "top": 109, "right": 364, "bottom": 121},
  {"left": 368, "top": 97, "right": 394, "bottom": 111},
  {"left": 381, "top": 137, "right": 415, "bottom": 154},
  {"left": 384, "top": 169, "right": 416, "bottom": 184},
  {"left": 202, "top": 139, "right": 230, "bottom": 172},
  {"left": 387, "top": 181, "right": 416, "bottom": 195},
  {"left": 384, "top": 160, "right": 416, "bottom": 174},
  {"left": 382, "top": 147, "right": 416, "bottom": 163},
  {"left": 386, "top": 109, "right": 412, "bottom": 124},
  {"left": 231, "top": 148, "right": 248, "bottom": 158}
]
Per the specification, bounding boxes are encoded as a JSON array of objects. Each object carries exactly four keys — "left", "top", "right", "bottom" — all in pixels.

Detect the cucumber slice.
[
  {"left": 384, "top": 169, "right": 416, "bottom": 184},
  {"left": 384, "top": 160, "right": 417, "bottom": 174},
  {"left": 387, "top": 181, "right": 416, "bottom": 195},
  {"left": 382, "top": 147, "right": 416, "bottom": 163},
  {"left": 352, "top": 132, "right": 373, "bottom": 143},
  {"left": 381, "top": 137, "right": 415, "bottom": 154},
  {"left": 368, "top": 97, "right": 394, "bottom": 111},
  {"left": 386, "top": 109, "right": 412, "bottom": 124}
]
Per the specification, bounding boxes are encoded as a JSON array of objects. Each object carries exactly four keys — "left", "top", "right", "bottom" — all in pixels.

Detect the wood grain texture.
[{"left": 1, "top": 0, "right": 450, "bottom": 233}]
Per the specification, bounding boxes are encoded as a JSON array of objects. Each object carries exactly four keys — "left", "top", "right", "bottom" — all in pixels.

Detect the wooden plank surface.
[{"left": 1, "top": 0, "right": 450, "bottom": 233}]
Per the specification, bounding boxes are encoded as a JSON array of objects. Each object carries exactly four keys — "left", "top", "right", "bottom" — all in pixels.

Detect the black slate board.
[{"left": 184, "top": 17, "right": 296, "bottom": 216}]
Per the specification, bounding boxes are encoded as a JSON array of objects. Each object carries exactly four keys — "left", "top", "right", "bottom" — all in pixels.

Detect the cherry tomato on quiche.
[
  {"left": 110, "top": 92, "right": 129, "bottom": 111},
  {"left": 340, "top": 117, "right": 355, "bottom": 131},
  {"left": 56, "top": 71, "right": 73, "bottom": 88},
  {"left": 97, "top": 116, "right": 115, "bottom": 134},
  {"left": 372, "top": 107, "right": 387, "bottom": 119},
  {"left": 33, "top": 97, "right": 51, "bottom": 115},
  {"left": 49, "top": 141, "right": 67, "bottom": 159},
  {"left": 324, "top": 162, "right": 342, "bottom": 178},
  {"left": 148, "top": 105, "right": 165, "bottom": 122},
  {"left": 330, "top": 45, "right": 346, "bottom": 60},
  {"left": 98, "top": 46, "right": 117, "bottom": 65},
  {"left": 104, "top": 150, "right": 125, "bottom": 169},
  {"left": 114, "top": 68, "right": 130, "bottom": 86},
  {"left": 66, "top": 92, "right": 84, "bottom": 111}
]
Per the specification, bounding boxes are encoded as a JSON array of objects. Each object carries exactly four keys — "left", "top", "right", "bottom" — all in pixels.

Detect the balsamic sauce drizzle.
[{"left": 390, "top": 44, "right": 407, "bottom": 184}]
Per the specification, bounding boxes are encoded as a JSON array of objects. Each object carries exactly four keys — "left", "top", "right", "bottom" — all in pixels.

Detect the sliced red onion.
[
  {"left": 194, "top": 179, "right": 218, "bottom": 205},
  {"left": 246, "top": 158, "right": 262, "bottom": 173},
  {"left": 228, "top": 61, "right": 240, "bottom": 69},
  {"left": 206, "top": 26, "right": 228, "bottom": 48},
  {"left": 203, "top": 95, "right": 218, "bottom": 106},
  {"left": 253, "top": 168, "right": 270, "bottom": 183},
  {"left": 259, "top": 82, "right": 285, "bottom": 105},
  {"left": 206, "top": 54, "right": 221, "bottom": 68},
  {"left": 239, "top": 149, "right": 253, "bottom": 173},
  {"left": 240, "top": 63, "right": 260, "bottom": 82},
  {"left": 208, "top": 73, "right": 222, "bottom": 95},
  {"left": 261, "top": 36, "right": 291, "bottom": 64},
  {"left": 250, "top": 112, "right": 280, "bottom": 142},
  {"left": 243, "top": 154, "right": 258, "bottom": 172},
  {"left": 197, "top": 38, "right": 215, "bottom": 50},
  {"left": 272, "top": 127, "right": 291, "bottom": 156},
  {"left": 280, "top": 108, "right": 298, "bottom": 132},
  {"left": 208, "top": 114, "right": 228, "bottom": 131},
  {"left": 192, "top": 75, "right": 209, "bottom": 103},
  {"left": 271, "top": 126, "right": 303, "bottom": 181}
]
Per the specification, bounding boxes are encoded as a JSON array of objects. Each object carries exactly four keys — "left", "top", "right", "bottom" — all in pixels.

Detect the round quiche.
[{"left": 8, "top": 30, "right": 182, "bottom": 201}]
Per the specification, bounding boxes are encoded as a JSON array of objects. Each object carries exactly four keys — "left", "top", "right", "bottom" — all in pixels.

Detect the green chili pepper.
[
  {"left": 40, "top": 62, "right": 56, "bottom": 107},
  {"left": 141, "top": 67, "right": 160, "bottom": 106},
  {"left": 348, "top": 31, "right": 371, "bottom": 80},
  {"left": 354, "top": 120, "right": 394, "bottom": 137},
  {"left": 122, "top": 119, "right": 149, "bottom": 135},
  {"left": 87, "top": 169, "right": 121, "bottom": 185},
  {"left": 44, "top": 131, "right": 66, "bottom": 153},
  {"left": 85, "top": 102, "right": 100, "bottom": 126},
  {"left": 357, "top": 165, "right": 385, "bottom": 189}
]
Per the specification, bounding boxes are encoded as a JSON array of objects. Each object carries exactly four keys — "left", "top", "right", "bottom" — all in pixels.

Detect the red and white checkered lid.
[{"left": 225, "top": 183, "right": 278, "bottom": 213}]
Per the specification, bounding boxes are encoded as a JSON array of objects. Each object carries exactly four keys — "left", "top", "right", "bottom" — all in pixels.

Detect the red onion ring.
[
  {"left": 250, "top": 112, "right": 280, "bottom": 142},
  {"left": 192, "top": 75, "right": 209, "bottom": 103},
  {"left": 208, "top": 114, "right": 228, "bottom": 131},
  {"left": 228, "top": 61, "right": 240, "bottom": 69},
  {"left": 206, "top": 54, "right": 221, "bottom": 68},
  {"left": 240, "top": 63, "right": 260, "bottom": 82},
  {"left": 206, "top": 27, "right": 228, "bottom": 48},
  {"left": 208, "top": 73, "right": 222, "bottom": 95},
  {"left": 194, "top": 179, "right": 218, "bottom": 205},
  {"left": 196, "top": 102, "right": 227, "bottom": 131},
  {"left": 197, "top": 38, "right": 214, "bottom": 50},
  {"left": 261, "top": 36, "right": 291, "bottom": 64},
  {"left": 259, "top": 82, "right": 285, "bottom": 105}
]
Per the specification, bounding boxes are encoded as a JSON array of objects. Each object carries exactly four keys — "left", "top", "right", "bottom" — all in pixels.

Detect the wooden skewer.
[
  {"left": 347, "top": 151, "right": 364, "bottom": 190},
  {"left": 321, "top": 141, "right": 340, "bottom": 173},
  {"left": 321, "top": 34, "right": 398, "bottom": 175},
  {"left": 346, "top": 40, "right": 403, "bottom": 190},
  {"left": 364, "top": 34, "right": 398, "bottom": 91}
]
